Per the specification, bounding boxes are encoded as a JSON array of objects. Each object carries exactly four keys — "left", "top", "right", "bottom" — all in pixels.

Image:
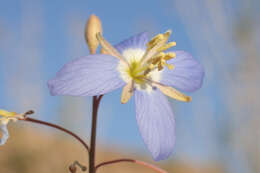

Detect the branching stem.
[
  {"left": 21, "top": 117, "right": 90, "bottom": 154},
  {"left": 95, "top": 158, "right": 167, "bottom": 173}
]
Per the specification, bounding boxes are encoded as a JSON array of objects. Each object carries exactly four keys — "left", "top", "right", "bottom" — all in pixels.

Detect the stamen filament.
[
  {"left": 140, "top": 30, "right": 173, "bottom": 66},
  {"left": 96, "top": 33, "right": 129, "bottom": 66},
  {"left": 144, "top": 79, "right": 191, "bottom": 102},
  {"left": 121, "top": 80, "right": 134, "bottom": 104}
]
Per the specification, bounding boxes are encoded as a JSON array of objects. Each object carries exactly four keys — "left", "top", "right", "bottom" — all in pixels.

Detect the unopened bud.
[
  {"left": 69, "top": 165, "right": 77, "bottom": 173},
  {"left": 100, "top": 48, "right": 108, "bottom": 54},
  {"left": 85, "top": 14, "right": 103, "bottom": 54}
]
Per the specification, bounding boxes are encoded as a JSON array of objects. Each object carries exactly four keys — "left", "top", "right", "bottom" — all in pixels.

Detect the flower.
[
  {"left": 0, "top": 109, "right": 22, "bottom": 145},
  {"left": 48, "top": 30, "right": 204, "bottom": 161}
]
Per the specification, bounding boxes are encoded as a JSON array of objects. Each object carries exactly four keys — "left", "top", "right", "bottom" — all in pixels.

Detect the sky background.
[{"left": 0, "top": 0, "right": 259, "bottom": 173}]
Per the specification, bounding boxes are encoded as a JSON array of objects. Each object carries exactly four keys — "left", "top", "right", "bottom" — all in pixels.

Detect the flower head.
[
  {"left": 48, "top": 30, "right": 204, "bottom": 160},
  {"left": 0, "top": 109, "right": 32, "bottom": 145},
  {"left": 0, "top": 109, "right": 18, "bottom": 145}
]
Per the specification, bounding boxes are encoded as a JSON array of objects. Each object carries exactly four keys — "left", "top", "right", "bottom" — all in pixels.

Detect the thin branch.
[
  {"left": 95, "top": 158, "right": 167, "bottom": 173},
  {"left": 21, "top": 117, "right": 90, "bottom": 154}
]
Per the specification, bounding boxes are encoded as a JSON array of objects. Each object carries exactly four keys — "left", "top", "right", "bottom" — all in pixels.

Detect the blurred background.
[{"left": 0, "top": 0, "right": 259, "bottom": 172}]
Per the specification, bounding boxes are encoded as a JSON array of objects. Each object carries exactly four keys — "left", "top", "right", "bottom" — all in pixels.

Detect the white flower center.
[{"left": 117, "top": 48, "right": 161, "bottom": 92}]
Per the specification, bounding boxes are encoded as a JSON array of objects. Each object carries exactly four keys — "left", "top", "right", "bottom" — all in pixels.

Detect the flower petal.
[
  {"left": 48, "top": 54, "right": 125, "bottom": 96},
  {"left": 135, "top": 89, "right": 175, "bottom": 161},
  {"left": 0, "top": 124, "right": 9, "bottom": 146},
  {"left": 114, "top": 32, "right": 149, "bottom": 53},
  {"left": 160, "top": 51, "right": 204, "bottom": 92}
]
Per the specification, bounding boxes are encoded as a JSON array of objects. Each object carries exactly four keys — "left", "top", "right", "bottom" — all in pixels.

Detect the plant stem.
[
  {"left": 96, "top": 158, "right": 167, "bottom": 173},
  {"left": 95, "top": 158, "right": 167, "bottom": 173},
  {"left": 89, "top": 95, "right": 103, "bottom": 173},
  {"left": 21, "top": 117, "right": 89, "bottom": 154}
]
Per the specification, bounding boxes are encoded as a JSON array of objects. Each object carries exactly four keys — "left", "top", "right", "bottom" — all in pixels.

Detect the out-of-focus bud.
[
  {"left": 100, "top": 48, "right": 109, "bottom": 54},
  {"left": 69, "top": 165, "right": 77, "bottom": 173},
  {"left": 85, "top": 14, "right": 102, "bottom": 54}
]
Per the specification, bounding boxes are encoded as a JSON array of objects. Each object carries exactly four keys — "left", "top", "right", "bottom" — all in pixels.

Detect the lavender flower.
[
  {"left": 48, "top": 30, "right": 204, "bottom": 161},
  {"left": 0, "top": 109, "right": 23, "bottom": 145}
]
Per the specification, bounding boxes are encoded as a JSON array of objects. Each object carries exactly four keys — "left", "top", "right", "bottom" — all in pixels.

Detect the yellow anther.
[
  {"left": 146, "top": 34, "right": 164, "bottom": 50},
  {"left": 141, "top": 30, "right": 174, "bottom": 64},
  {"left": 146, "top": 51, "right": 176, "bottom": 72},
  {"left": 161, "top": 59, "right": 166, "bottom": 65},
  {"left": 163, "top": 30, "right": 172, "bottom": 40},
  {"left": 157, "top": 42, "right": 176, "bottom": 52},
  {"left": 149, "top": 64, "right": 155, "bottom": 69},
  {"left": 138, "top": 29, "right": 176, "bottom": 76},
  {"left": 152, "top": 58, "right": 161, "bottom": 65},
  {"left": 164, "top": 52, "right": 176, "bottom": 60},
  {"left": 166, "top": 64, "right": 174, "bottom": 70},
  {"left": 154, "top": 52, "right": 165, "bottom": 59},
  {"left": 158, "top": 62, "right": 163, "bottom": 71},
  {"left": 147, "top": 52, "right": 165, "bottom": 64},
  {"left": 146, "top": 30, "right": 172, "bottom": 50}
]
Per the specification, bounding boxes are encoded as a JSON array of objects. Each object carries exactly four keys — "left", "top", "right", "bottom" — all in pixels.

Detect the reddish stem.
[
  {"left": 89, "top": 95, "right": 103, "bottom": 173},
  {"left": 95, "top": 158, "right": 167, "bottom": 173},
  {"left": 21, "top": 117, "right": 90, "bottom": 154}
]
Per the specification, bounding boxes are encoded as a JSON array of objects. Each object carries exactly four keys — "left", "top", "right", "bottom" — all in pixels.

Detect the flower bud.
[
  {"left": 85, "top": 14, "right": 102, "bottom": 54},
  {"left": 100, "top": 48, "right": 108, "bottom": 54}
]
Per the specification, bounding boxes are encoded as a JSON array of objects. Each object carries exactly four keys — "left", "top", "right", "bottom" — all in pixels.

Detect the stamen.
[
  {"left": 147, "top": 52, "right": 165, "bottom": 64},
  {"left": 121, "top": 30, "right": 177, "bottom": 90},
  {"left": 140, "top": 30, "right": 173, "bottom": 65},
  {"left": 96, "top": 33, "right": 129, "bottom": 66},
  {"left": 121, "top": 80, "right": 134, "bottom": 104},
  {"left": 146, "top": 34, "right": 164, "bottom": 50},
  {"left": 145, "top": 52, "right": 175, "bottom": 72},
  {"left": 163, "top": 52, "right": 176, "bottom": 60},
  {"left": 143, "top": 79, "right": 191, "bottom": 102},
  {"left": 158, "top": 61, "right": 164, "bottom": 71},
  {"left": 165, "top": 64, "right": 174, "bottom": 70},
  {"left": 152, "top": 82, "right": 191, "bottom": 102},
  {"left": 164, "top": 30, "right": 172, "bottom": 38},
  {"left": 157, "top": 42, "right": 176, "bottom": 52}
]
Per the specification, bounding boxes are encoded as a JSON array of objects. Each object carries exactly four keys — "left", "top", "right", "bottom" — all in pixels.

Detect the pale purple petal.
[
  {"left": 114, "top": 32, "right": 149, "bottom": 53},
  {"left": 0, "top": 124, "right": 9, "bottom": 146},
  {"left": 160, "top": 51, "right": 204, "bottom": 92},
  {"left": 135, "top": 89, "right": 175, "bottom": 161},
  {"left": 48, "top": 54, "right": 125, "bottom": 96}
]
